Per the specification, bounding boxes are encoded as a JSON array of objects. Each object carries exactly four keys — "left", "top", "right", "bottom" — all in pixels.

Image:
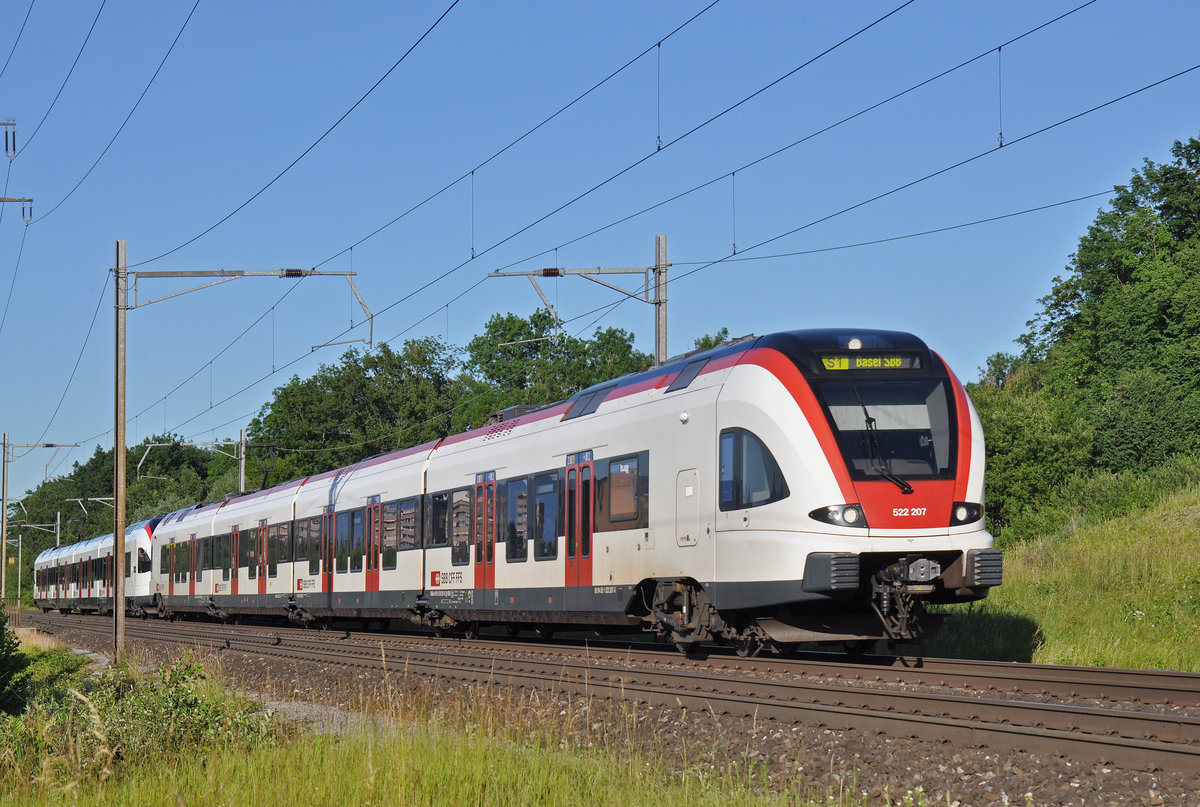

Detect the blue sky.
[{"left": 0, "top": 0, "right": 1197, "bottom": 499}]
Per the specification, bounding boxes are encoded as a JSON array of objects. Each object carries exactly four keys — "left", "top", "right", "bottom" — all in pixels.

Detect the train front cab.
[{"left": 705, "top": 330, "right": 1002, "bottom": 647}]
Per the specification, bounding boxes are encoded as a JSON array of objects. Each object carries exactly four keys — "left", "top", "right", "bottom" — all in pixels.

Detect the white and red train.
[{"left": 35, "top": 329, "right": 1002, "bottom": 654}]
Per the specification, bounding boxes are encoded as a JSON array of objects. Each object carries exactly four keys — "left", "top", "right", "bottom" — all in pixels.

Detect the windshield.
[{"left": 812, "top": 380, "right": 956, "bottom": 481}]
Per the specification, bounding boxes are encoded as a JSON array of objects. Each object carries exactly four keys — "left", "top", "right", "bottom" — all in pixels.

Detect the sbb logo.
[{"left": 430, "top": 571, "right": 441, "bottom": 587}]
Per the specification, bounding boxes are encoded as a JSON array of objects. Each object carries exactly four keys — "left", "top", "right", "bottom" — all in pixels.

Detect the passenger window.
[
  {"left": 450, "top": 489, "right": 471, "bottom": 566},
  {"left": 398, "top": 498, "right": 418, "bottom": 552},
  {"left": 608, "top": 457, "right": 639, "bottom": 521},
  {"left": 428, "top": 492, "right": 450, "bottom": 548},
  {"left": 382, "top": 501, "right": 399, "bottom": 570},
  {"left": 534, "top": 473, "right": 559, "bottom": 560},
  {"left": 505, "top": 479, "right": 528, "bottom": 562},
  {"left": 350, "top": 509, "right": 365, "bottom": 573},
  {"left": 719, "top": 427, "right": 790, "bottom": 511},
  {"left": 336, "top": 512, "right": 351, "bottom": 573}
]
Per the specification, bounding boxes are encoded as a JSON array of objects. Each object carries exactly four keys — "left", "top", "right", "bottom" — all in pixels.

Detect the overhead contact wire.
[
  {"left": 34, "top": 0, "right": 202, "bottom": 223},
  {"left": 18, "top": 0, "right": 106, "bottom": 157},
  {"left": 128, "top": 0, "right": 462, "bottom": 269}
]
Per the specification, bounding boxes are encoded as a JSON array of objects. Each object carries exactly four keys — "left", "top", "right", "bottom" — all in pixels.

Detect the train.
[{"left": 34, "top": 328, "right": 1002, "bottom": 655}]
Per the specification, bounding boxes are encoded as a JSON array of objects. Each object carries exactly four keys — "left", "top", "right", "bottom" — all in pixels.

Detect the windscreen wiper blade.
[{"left": 852, "top": 387, "right": 914, "bottom": 495}]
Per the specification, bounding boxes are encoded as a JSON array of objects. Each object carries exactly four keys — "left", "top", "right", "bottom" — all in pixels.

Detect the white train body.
[
  {"left": 35, "top": 330, "right": 1002, "bottom": 649},
  {"left": 33, "top": 519, "right": 157, "bottom": 614}
]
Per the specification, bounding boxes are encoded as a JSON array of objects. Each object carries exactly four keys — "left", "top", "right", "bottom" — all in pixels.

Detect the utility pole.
[
  {"left": 113, "top": 241, "right": 366, "bottom": 663},
  {"left": 115, "top": 241, "right": 128, "bottom": 661},
  {"left": 489, "top": 234, "right": 670, "bottom": 365},
  {"left": 1, "top": 433, "right": 6, "bottom": 602}
]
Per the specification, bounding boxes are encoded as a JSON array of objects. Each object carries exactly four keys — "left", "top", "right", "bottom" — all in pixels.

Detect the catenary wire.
[
  {"left": 492, "top": 0, "right": 1103, "bottom": 274},
  {"left": 309, "top": 0, "right": 724, "bottom": 270},
  {"left": 33, "top": 274, "right": 110, "bottom": 445},
  {"left": 559, "top": 65, "right": 1200, "bottom": 333},
  {"left": 17, "top": 0, "right": 106, "bottom": 157},
  {"left": 0, "top": 0, "right": 36, "bottom": 84},
  {"left": 125, "top": 0, "right": 461, "bottom": 270},
  {"left": 33, "top": 0, "right": 201, "bottom": 223},
  {"left": 0, "top": 225, "right": 29, "bottom": 339}
]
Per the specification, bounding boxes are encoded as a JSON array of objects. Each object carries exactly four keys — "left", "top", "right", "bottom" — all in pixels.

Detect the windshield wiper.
[{"left": 852, "top": 387, "right": 914, "bottom": 495}]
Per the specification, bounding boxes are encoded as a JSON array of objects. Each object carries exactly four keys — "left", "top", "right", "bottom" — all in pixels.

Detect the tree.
[
  {"left": 456, "top": 310, "right": 652, "bottom": 430},
  {"left": 249, "top": 338, "right": 460, "bottom": 477},
  {"left": 692, "top": 327, "right": 730, "bottom": 352}
]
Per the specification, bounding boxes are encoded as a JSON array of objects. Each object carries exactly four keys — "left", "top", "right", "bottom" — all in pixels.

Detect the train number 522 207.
[{"left": 892, "top": 507, "right": 927, "bottom": 517}]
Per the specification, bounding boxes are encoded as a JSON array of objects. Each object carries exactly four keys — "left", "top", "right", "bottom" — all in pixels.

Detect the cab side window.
[{"left": 719, "top": 428, "right": 790, "bottom": 511}]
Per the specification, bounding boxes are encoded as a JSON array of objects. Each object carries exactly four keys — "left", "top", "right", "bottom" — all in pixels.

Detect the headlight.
[
  {"left": 809, "top": 504, "right": 868, "bottom": 528},
  {"left": 951, "top": 502, "right": 983, "bottom": 525}
]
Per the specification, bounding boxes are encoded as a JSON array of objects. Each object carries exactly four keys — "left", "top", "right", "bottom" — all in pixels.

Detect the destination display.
[{"left": 820, "top": 354, "right": 921, "bottom": 371}]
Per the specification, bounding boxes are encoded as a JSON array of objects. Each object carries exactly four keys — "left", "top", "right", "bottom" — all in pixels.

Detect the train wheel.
[{"left": 734, "top": 637, "right": 762, "bottom": 658}]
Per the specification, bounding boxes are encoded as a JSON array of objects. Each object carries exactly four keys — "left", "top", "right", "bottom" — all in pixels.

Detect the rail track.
[{"left": 28, "top": 611, "right": 1200, "bottom": 774}]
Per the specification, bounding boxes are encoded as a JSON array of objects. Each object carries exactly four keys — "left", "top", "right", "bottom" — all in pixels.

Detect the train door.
[
  {"left": 322, "top": 509, "right": 335, "bottom": 593},
  {"left": 230, "top": 530, "right": 240, "bottom": 596},
  {"left": 365, "top": 499, "right": 381, "bottom": 592},
  {"left": 257, "top": 525, "right": 268, "bottom": 595},
  {"left": 473, "top": 474, "right": 496, "bottom": 592},
  {"left": 565, "top": 452, "right": 594, "bottom": 602}
]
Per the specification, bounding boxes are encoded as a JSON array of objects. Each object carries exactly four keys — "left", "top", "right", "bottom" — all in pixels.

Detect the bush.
[
  {"left": 998, "top": 454, "right": 1200, "bottom": 545},
  {"left": 0, "top": 605, "right": 27, "bottom": 715},
  {"left": 0, "top": 650, "right": 278, "bottom": 790}
]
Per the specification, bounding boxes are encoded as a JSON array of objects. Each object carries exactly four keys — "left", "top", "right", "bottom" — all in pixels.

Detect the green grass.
[
  {"left": 920, "top": 487, "right": 1200, "bottom": 670},
  {"left": 0, "top": 721, "right": 869, "bottom": 807}
]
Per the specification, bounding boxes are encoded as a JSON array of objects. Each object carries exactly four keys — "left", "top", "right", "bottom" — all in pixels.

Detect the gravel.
[{"left": 27, "top": 622, "right": 1200, "bottom": 806}]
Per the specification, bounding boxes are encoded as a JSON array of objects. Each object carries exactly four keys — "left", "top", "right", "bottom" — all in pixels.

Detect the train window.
[
  {"left": 160, "top": 546, "right": 168, "bottom": 579},
  {"left": 398, "top": 498, "right": 418, "bottom": 552},
  {"left": 381, "top": 501, "right": 399, "bottom": 570},
  {"left": 125, "top": 551, "right": 131, "bottom": 579},
  {"left": 428, "top": 492, "right": 450, "bottom": 548},
  {"left": 302, "top": 517, "right": 321, "bottom": 576},
  {"left": 293, "top": 519, "right": 309, "bottom": 564},
  {"left": 719, "top": 428, "right": 790, "bottom": 511},
  {"left": 533, "top": 472, "right": 559, "bottom": 561},
  {"left": 354, "top": 509, "right": 367, "bottom": 573},
  {"left": 279, "top": 522, "right": 293, "bottom": 566},
  {"left": 265, "top": 525, "right": 276, "bottom": 577},
  {"left": 216, "top": 534, "right": 230, "bottom": 581},
  {"left": 335, "top": 512, "right": 351, "bottom": 574},
  {"left": 138, "top": 547, "right": 152, "bottom": 574},
  {"left": 666, "top": 358, "right": 708, "bottom": 393},
  {"left": 563, "top": 384, "right": 617, "bottom": 421},
  {"left": 608, "top": 457, "right": 639, "bottom": 521},
  {"left": 195, "top": 538, "right": 205, "bottom": 583},
  {"left": 505, "top": 479, "right": 528, "bottom": 563},
  {"left": 241, "top": 530, "right": 258, "bottom": 580},
  {"left": 450, "top": 489, "right": 471, "bottom": 566}
]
